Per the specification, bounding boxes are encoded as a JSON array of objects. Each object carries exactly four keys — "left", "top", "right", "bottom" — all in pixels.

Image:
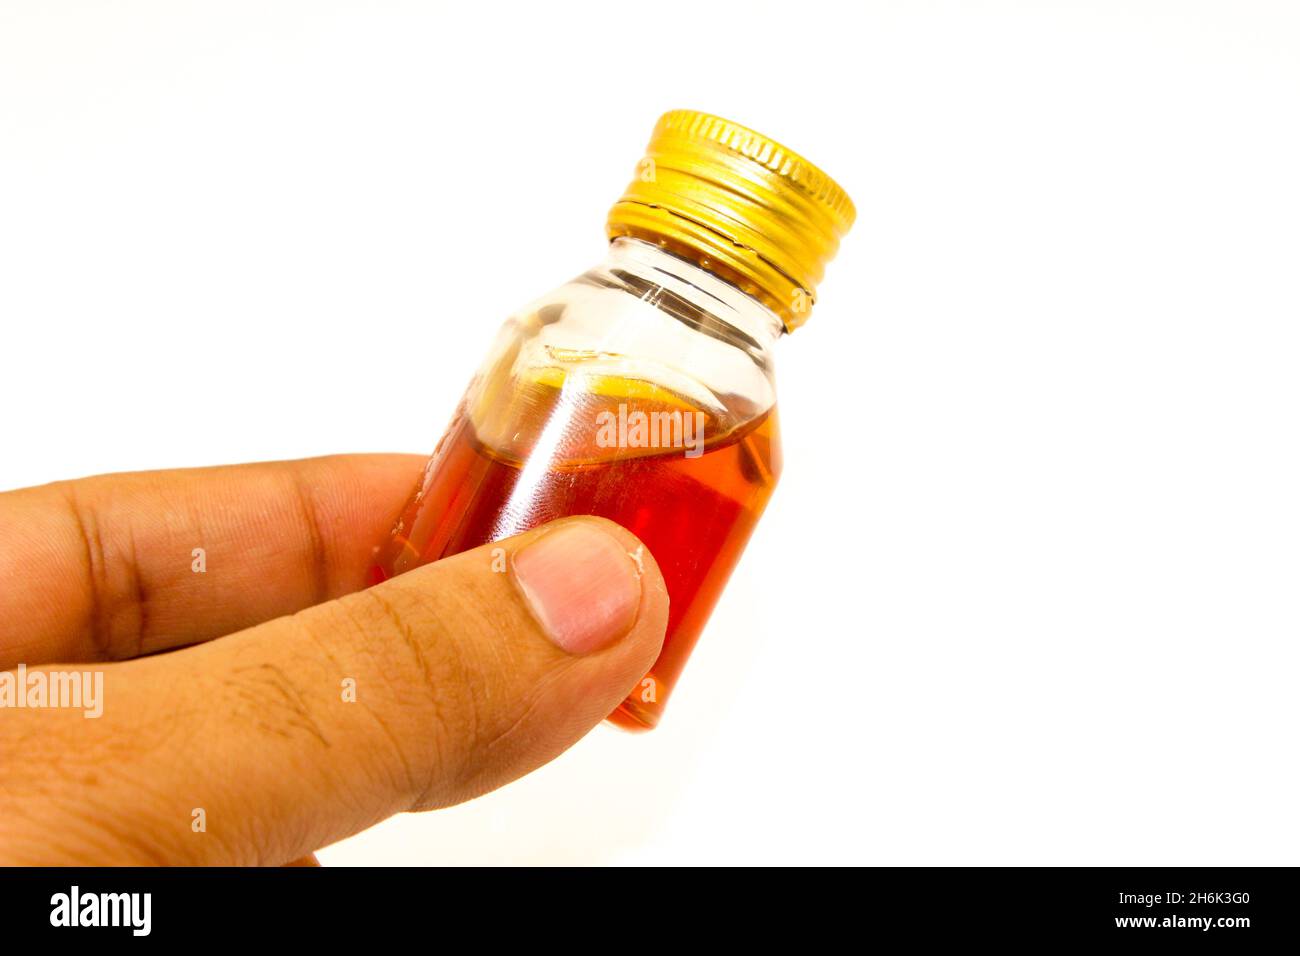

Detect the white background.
[{"left": 2, "top": 1, "right": 1298, "bottom": 865}]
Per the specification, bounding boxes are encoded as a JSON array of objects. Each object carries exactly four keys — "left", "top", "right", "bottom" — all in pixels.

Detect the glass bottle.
[{"left": 370, "top": 110, "right": 855, "bottom": 730}]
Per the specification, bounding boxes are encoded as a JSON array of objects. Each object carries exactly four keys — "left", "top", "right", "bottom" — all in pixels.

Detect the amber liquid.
[{"left": 370, "top": 379, "right": 781, "bottom": 730}]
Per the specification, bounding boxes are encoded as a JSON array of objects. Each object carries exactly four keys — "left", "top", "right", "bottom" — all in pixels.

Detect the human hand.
[{"left": 0, "top": 455, "right": 667, "bottom": 865}]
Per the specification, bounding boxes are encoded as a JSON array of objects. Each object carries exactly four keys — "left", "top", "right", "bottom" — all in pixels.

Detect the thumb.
[{"left": 0, "top": 517, "right": 668, "bottom": 866}]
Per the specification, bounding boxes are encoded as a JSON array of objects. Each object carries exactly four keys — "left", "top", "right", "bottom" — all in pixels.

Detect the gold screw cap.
[{"left": 607, "top": 110, "right": 855, "bottom": 330}]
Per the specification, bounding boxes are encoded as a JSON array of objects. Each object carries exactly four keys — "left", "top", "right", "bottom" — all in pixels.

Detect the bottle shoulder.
[{"left": 496, "top": 242, "right": 780, "bottom": 416}]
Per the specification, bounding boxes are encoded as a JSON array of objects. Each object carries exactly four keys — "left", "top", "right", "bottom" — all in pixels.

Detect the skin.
[{"left": 0, "top": 454, "right": 669, "bottom": 866}]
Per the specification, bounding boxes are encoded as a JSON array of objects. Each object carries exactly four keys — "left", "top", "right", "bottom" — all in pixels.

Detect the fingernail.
[{"left": 512, "top": 522, "right": 643, "bottom": 655}]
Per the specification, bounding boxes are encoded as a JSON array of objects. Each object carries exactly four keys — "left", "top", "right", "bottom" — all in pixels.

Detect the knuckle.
[
  {"left": 311, "top": 585, "right": 489, "bottom": 805},
  {"left": 57, "top": 482, "right": 147, "bottom": 661}
]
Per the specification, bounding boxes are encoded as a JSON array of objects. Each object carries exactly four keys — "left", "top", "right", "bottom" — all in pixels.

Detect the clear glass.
[{"left": 370, "top": 237, "right": 784, "bottom": 729}]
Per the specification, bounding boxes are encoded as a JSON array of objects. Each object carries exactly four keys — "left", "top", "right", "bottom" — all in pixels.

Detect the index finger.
[{"left": 0, "top": 454, "right": 424, "bottom": 669}]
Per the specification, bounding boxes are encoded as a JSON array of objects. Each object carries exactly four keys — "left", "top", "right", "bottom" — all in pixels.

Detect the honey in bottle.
[{"left": 371, "top": 110, "right": 855, "bottom": 730}]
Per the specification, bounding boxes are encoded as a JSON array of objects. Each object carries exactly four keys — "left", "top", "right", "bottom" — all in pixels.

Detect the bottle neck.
[{"left": 606, "top": 238, "right": 786, "bottom": 351}]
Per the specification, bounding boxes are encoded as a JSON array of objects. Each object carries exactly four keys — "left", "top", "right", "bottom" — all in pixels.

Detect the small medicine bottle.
[{"left": 371, "top": 110, "right": 855, "bottom": 730}]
